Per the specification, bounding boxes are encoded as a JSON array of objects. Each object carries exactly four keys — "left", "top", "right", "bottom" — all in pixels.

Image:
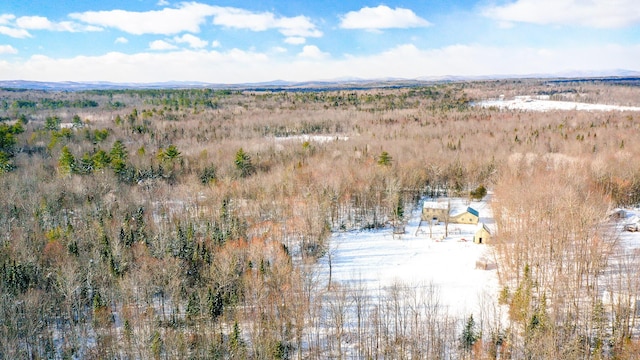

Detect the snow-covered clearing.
[
  {"left": 610, "top": 207, "right": 640, "bottom": 274},
  {"left": 317, "top": 196, "right": 500, "bottom": 319},
  {"left": 598, "top": 208, "right": 640, "bottom": 331},
  {"left": 274, "top": 134, "right": 350, "bottom": 143},
  {"left": 611, "top": 207, "right": 640, "bottom": 254},
  {"left": 478, "top": 96, "right": 640, "bottom": 112}
]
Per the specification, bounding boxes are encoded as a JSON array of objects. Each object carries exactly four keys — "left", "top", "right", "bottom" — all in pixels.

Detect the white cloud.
[
  {"left": 0, "top": 49, "right": 270, "bottom": 83},
  {"left": 0, "top": 45, "right": 17, "bottom": 54},
  {"left": 59, "top": 21, "right": 102, "bottom": 32},
  {"left": 298, "top": 45, "right": 329, "bottom": 59},
  {"left": 285, "top": 36, "right": 306, "bottom": 45},
  {"left": 483, "top": 0, "right": 640, "bottom": 28},
  {"left": 340, "top": 6, "right": 431, "bottom": 31},
  {"left": 16, "top": 16, "right": 52, "bottom": 30},
  {"left": 334, "top": 43, "right": 640, "bottom": 79},
  {"left": 211, "top": 8, "right": 322, "bottom": 38},
  {"left": 0, "top": 14, "right": 101, "bottom": 37},
  {"left": 115, "top": 37, "right": 128, "bottom": 44},
  {"left": 70, "top": 2, "right": 218, "bottom": 35},
  {"left": 157, "top": 0, "right": 170, "bottom": 5},
  {"left": 2, "top": 43, "right": 640, "bottom": 84},
  {"left": 0, "top": 14, "right": 16, "bottom": 25},
  {"left": 174, "top": 34, "right": 208, "bottom": 48},
  {"left": 69, "top": 2, "right": 322, "bottom": 40},
  {"left": 15, "top": 16, "right": 102, "bottom": 32},
  {"left": 211, "top": 8, "right": 274, "bottom": 31},
  {"left": 274, "top": 15, "right": 322, "bottom": 38},
  {"left": 148, "top": 34, "right": 208, "bottom": 50},
  {"left": 149, "top": 40, "right": 178, "bottom": 50},
  {"left": 211, "top": 40, "right": 221, "bottom": 48},
  {"left": 0, "top": 25, "right": 31, "bottom": 38},
  {"left": 16, "top": 16, "right": 102, "bottom": 32}
]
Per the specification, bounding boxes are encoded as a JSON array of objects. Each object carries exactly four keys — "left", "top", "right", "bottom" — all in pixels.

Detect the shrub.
[{"left": 470, "top": 185, "right": 487, "bottom": 200}]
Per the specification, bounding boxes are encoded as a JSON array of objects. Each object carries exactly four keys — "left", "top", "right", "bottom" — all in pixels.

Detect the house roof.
[
  {"left": 450, "top": 205, "right": 467, "bottom": 216},
  {"left": 451, "top": 206, "right": 479, "bottom": 217},
  {"left": 476, "top": 222, "right": 497, "bottom": 235},
  {"left": 423, "top": 201, "right": 448, "bottom": 210},
  {"left": 424, "top": 202, "right": 480, "bottom": 218},
  {"left": 476, "top": 222, "right": 491, "bottom": 234}
]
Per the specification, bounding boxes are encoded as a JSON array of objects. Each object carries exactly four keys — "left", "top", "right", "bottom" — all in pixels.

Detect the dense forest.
[{"left": 1, "top": 80, "right": 640, "bottom": 359}]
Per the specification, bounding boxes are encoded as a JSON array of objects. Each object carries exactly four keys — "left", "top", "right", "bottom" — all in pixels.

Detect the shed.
[
  {"left": 474, "top": 223, "right": 491, "bottom": 244},
  {"left": 609, "top": 209, "right": 626, "bottom": 220}
]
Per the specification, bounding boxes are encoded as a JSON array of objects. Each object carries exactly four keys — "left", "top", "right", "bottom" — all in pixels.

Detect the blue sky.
[{"left": 0, "top": 0, "right": 639, "bottom": 83}]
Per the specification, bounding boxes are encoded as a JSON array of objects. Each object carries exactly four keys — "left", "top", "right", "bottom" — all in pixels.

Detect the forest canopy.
[{"left": 1, "top": 80, "right": 640, "bottom": 359}]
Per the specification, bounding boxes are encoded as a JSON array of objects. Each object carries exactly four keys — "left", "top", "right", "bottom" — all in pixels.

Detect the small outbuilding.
[
  {"left": 609, "top": 209, "right": 626, "bottom": 220},
  {"left": 474, "top": 223, "right": 491, "bottom": 244}
]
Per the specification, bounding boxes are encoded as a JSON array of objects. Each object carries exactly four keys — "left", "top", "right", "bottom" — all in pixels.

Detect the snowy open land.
[
  {"left": 613, "top": 207, "right": 640, "bottom": 256},
  {"left": 317, "top": 197, "right": 500, "bottom": 319},
  {"left": 274, "top": 134, "right": 350, "bottom": 143},
  {"left": 478, "top": 96, "right": 640, "bottom": 112}
]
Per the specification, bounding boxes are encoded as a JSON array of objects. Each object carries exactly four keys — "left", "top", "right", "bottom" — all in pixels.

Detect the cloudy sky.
[{"left": 1, "top": 0, "right": 639, "bottom": 83}]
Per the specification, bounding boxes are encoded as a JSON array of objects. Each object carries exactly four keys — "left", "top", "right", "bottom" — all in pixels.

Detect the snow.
[
  {"left": 422, "top": 200, "right": 448, "bottom": 210},
  {"left": 617, "top": 208, "right": 640, "bottom": 250},
  {"left": 601, "top": 207, "right": 640, "bottom": 317},
  {"left": 478, "top": 96, "right": 640, "bottom": 112},
  {"left": 318, "top": 196, "right": 500, "bottom": 319},
  {"left": 273, "top": 134, "right": 350, "bottom": 143}
]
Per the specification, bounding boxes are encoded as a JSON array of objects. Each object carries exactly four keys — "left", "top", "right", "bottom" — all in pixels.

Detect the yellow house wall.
[
  {"left": 421, "top": 208, "right": 448, "bottom": 222},
  {"left": 474, "top": 228, "right": 491, "bottom": 244},
  {"left": 450, "top": 212, "right": 479, "bottom": 225}
]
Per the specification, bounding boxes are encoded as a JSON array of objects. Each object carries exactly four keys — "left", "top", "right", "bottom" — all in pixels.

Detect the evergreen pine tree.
[
  {"left": 0, "top": 151, "right": 12, "bottom": 173},
  {"left": 110, "top": 140, "right": 128, "bottom": 162},
  {"left": 377, "top": 151, "right": 393, "bottom": 166},
  {"left": 78, "top": 152, "right": 94, "bottom": 174},
  {"left": 186, "top": 291, "right": 201, "bottom": 323},
  {"left": 207, "top": 287, "right": 224, "bottom": 321},
  {"left": 92, "top": 149, "right": 111, "bottom": 170},
  {"left": 461, "top": 314, "right": 479, "bottom": 351},
  {"left": 45, "top": 116, "right": 61, "bottom": 131},
  {"left": 229, "top": 321, "right": 245, "bottom": 356},
  {"left": 234, "top": 148, "right": 254, "bottom": 178},
  {"left": 72, "top": 115, "right": 84, "bottom": 128},
  {"left": 58, "top": 146, "right": 76, "bottom": 175},
  {"left": 110, "top": 140, "right": 128, "bottom": 175}
]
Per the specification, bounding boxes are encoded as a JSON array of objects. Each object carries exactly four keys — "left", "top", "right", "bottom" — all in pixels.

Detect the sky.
[{"left": 0, "top": 0, "right": 639, "bottom": 84}]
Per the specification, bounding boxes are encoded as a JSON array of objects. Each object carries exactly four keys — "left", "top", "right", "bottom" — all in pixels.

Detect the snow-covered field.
[
  {"left": 479, "top": 96, "right": 640, "bottom": 112},
  {"left": 274, "top": 134, "right": 350, "bottom": 143},
  {"left": 613, "top": 207, "right": 640, "bottom": 256},
  {"left": 317, "top": 197, "right": 500, "bottom": 319}
]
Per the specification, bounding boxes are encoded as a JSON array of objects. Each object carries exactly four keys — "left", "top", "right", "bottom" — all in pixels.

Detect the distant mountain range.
[{"left": 1, "top": 70, "right": 640, "bottom": 91}]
